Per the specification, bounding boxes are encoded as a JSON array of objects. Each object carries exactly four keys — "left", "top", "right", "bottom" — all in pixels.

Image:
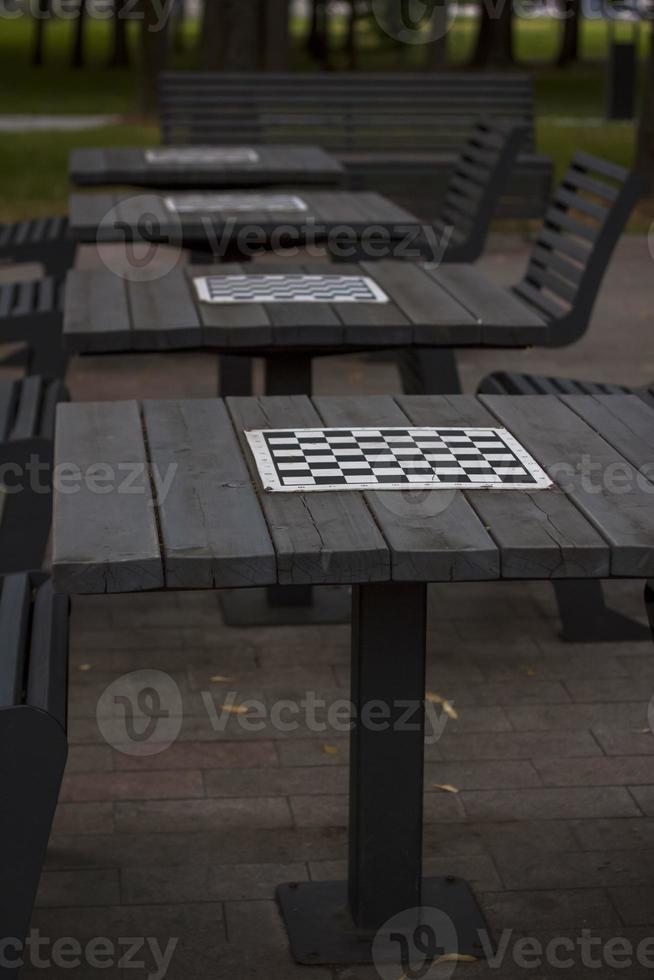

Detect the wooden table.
[
  {"left": 69, "top": 145, "right": 345, "bottom": 189},
  {"left": 64, "top": 261, "right": 549, "bottom": 395},
  {"left": 68, "top": 188, "right": 423, "bottom": 257},
  {"left": 53, "top": 393, "right": 654, "bottom": 964}
]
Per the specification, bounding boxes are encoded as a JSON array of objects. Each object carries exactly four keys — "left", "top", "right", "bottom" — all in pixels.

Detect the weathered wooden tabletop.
[
  {"left": 63, "top": 261, "right": 548, "bottom": 354},
  {"left": 52, "top": 393, "right": 654, "bottom": 595},
  {"left": 68, "top": 189, "right": 419, "bottom": 244},
  {"left": 69, "top": 145, "right": 345, "bottom": 188}
]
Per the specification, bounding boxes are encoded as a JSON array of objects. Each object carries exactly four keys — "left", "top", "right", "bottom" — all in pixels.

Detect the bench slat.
[{"left": 0, "top": 574, "right": 32, "bottom": 707}]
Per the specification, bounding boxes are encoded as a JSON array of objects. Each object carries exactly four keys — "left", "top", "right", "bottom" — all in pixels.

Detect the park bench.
[
  {"left": 0, "top": 217, "right": 76, "bottom": 279},
  {"left": 401, "top": 152, "right": 641, "bottom": 394},
  {"left": 477, "top": 366, "right": 653, "bottom": 644},
  {"left": 0, "top": 571, "right": 69, "bottom": 973},
  {"left": 0, "top": 275, "right": 68, "bottom": 378},
  {"left": 158, "top": 71, "right": 553, "bottom": 220},
  {"left": 0, "top": 376, "right": 68, "bottom": 575}
]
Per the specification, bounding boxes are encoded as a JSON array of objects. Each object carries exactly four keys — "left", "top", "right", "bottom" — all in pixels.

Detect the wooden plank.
[
  {"left": 227, "top": 395, "right": 390, "bottom": 585},
  {"left": 482, "top": 394, "right": 654, "bottom": 577},
  {"left": 360, "top": 261, "right": 481, "bottom": 345},
  {"left": 63, "top": 270, "right": 132, "bottom": 353},
  {"left": 313, "top": 395, "right": 499, "bottom": 582},
  {"left": 68, "top": 192, "right": 117, "bottom": 242},
  {"left": 52, "top": 401, "right": 163, "bottom": 594},
  {"left": 126, "top": 269, "right": 202, "bottom": 351},
  {"left": 11, "top": 376, "right": 42, "bottom": 440},
  {"left": 561, "top": 394, "right": 654, "bottom": 474},
  {"left": 427, "top": 265, "right": 550, "bottom": 345},
  {"left": 0, "top": 381, "right": 18, "bottom": 442},
  {"left": 142, "top": 399, "right": 277, "bottom": 589},
  {"left": 398, "top": 395, "right": 609, "bottom": 580},
  {"left": 188, "top": 264, "right": 272, "bottom": 349}
]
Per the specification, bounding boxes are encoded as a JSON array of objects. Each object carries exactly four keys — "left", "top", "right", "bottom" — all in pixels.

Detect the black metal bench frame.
[
  {"left": 158, "top": 71, "right": 553, "bottom": 220},
  {"left": 0, "top": 377, "right": 69, "bottom": 576},
  {"left": 0, "top": 276, "right": 68, "bottom": 379},
  {"left": 0, "top": 218, "right": 76, "bottom": 280},
  {"left": 0, "top": 572, "right": 69, "bottom": 974}
]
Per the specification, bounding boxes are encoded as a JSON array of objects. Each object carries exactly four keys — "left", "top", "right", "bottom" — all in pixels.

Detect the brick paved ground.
[{"left": 5, "top": 235, "right": 654, "bottom": 978}]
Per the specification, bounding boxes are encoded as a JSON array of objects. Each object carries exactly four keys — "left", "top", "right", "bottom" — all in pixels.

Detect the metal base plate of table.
[
  {"left": 220, "top": 585, "right": 350, "bottom": 626},
  {"left": 277, "top": 878, "right": 489, "bottom": 965}
]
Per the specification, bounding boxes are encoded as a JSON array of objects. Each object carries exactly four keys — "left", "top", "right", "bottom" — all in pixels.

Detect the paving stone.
[
  {"left": 115, "top": 797, "right": 293, "bottom": 834},
  {"left": 36, "top": 870, "right": 120, "bottom": 908},
  {"left": 224, "top": 900, "right": 288, "bottom": 949},
  {"left": 121, "top": 862, "right": 308, "bottom": 904},
  {"left": 289, "top": 793, "right": 464, "bottom": 828},
  {"left": 468, "top": 820, "right": 580, "bottom": 857},
  {"left": 481, "top": 888, "right": 621, "bottom": 930},
  {"left": 570, "top": 818, "right": 654, "bottom": 852},
  {"left": 114, "top": 739, "right": 279, "bottom": 771},
  {"left": 609, "top": 886, "right": 654, "bottom": 925},
  {"left": 592, "top": 728, "right": 654, "bottom": 755},
  {"left": 460, "top": 787, "right": 641, "bottom": 822},
  {"left": 626, "top": 787, "right": 654, "bottom": 816},
  {"left": 506, "top": 702, "right": 650, "bottom": 731},
  {"left": 51, "top": 802, "right": 115, "bottom": 836},
  {"left": 310, "top": 852, "right": 503, "bottom": 891},
  {"left": 65, "top": 745, "right": 115, "bottom": 774},
  {"left": 495, "top": 849, "right": 654, "bottom": 890},
  {"left": 205, "top": 765, "right": 348, "bottom": 798},
  {"left": 564, "top": 677, "right": 652, "bottom": 702},
  {"left": 60, "top": 770, "right": 205, "bottom": 803},
  {"left": 424, "top": 760, "right": 541, "bottom": 790},
  {"left": 436, "top": 731, "right": 602, "bottom": 761},
  {"left": 535, "top": 757, "right": 654, "bottom": 787}
]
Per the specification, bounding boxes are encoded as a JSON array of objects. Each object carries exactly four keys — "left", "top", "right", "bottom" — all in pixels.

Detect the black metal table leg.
[
  {"left": 277, "top": 582, "right": 488, "bottom": 965},
  {"left": 553, "top": 580, "right": 651, "bottom": 643},
  {"left": 644, "top": 581, "right": 654, "bottom": 641},
  {"left": 221, "top": 351, "right": 351, "bottom": 627}
]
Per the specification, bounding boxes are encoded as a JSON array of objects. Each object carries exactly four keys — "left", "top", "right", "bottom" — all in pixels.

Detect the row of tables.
[{"left": 54, "top": 141, "right": 654, "bottom": 965}]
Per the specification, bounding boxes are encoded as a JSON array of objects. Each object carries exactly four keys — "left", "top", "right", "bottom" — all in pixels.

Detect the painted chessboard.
[
  {"left": 245, "top": 427, "right": 553, "bottom": 492},
  {"left": 164, "top": 193, "right": 308, "bottom": 213},
  {"left": 145, "top": 147, "right": 260, "bottom": 165},
  {"left": 193, "top": 274, "right": 389, "bottom": 304}
]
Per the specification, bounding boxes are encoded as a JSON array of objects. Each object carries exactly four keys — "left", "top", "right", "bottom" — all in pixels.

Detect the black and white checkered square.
[
  {"left": 246, "top": 427, "right": 552, "bottom": 491},
  {"left": 194, "top": 274, "right": 389, "bottom": 304},
  {"left": 145, "top": 147, "right": 260, "bottom": 166},
  {"left": 164, "top": 193, "right": 308, "bottom": 214}
]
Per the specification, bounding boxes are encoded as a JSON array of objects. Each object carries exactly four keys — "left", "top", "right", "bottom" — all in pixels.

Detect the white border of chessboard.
[
  {"left": 145, "top": 147, "right": 260, "bottom": 165},
  {"left": 164, "top": 193, "right": 308, "bottom": 214},
  {"left": 193, "top": 274, "right": 390, "bottom": 305},
  {"left": 245, "top": 427, "right": 553, "bottom": 492}
]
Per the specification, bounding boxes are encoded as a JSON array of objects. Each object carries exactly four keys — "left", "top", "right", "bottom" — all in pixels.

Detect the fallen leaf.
[
  {"left": 78, "top": 664, "right": 92, "bottom": 672},
  {"left": 426, "top": 691, "right": 459, "bottom": 720},
  {"left": 221, "top": 703, "right": 249, "bottom": 715},
  {"left": 210, "top": 674, "right": 234, "bottom": 683},
  {"left": 638, "top": 727, "right": 652, "bottom": 734},
  {"left": 525, "top": 667, "right": 537, "bottom": 677},
  {"left": 323, "top": 744, "right": 340, "bottom": 756},
  {"left": 433, "top": 783, "right": 460, "bottom": 794}
]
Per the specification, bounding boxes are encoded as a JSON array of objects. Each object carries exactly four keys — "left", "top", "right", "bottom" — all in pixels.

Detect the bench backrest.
[
  {"left": 438, "top": 120, "right": 528, "bottom": 261},
  {"left": 514, "top": 152, "right": 641, "bottom": 346},
  {"left": 158, "top": 71, "right": 537, "bottom": 154}
]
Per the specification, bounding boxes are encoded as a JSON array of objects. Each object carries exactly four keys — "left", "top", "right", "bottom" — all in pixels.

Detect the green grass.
[{"left": 0, "top": 13, "right": 649, "bottom": 223}]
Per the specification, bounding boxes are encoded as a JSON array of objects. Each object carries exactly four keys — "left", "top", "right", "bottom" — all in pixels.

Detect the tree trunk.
[
  {"left": 110, "top": 0, "right": 131, "bottom": 67},
  {"left": 138, "top": 0, "right": 171, "bottom": 115},
  {"left": 557, "top": 0, "right": 580, "bottom": 67},
  {"left": 308, "top": 0, "right": 329, "bottom": 67},
  {"left": 636, "top": 20, "right": 654, "bottom": 196},
  {"left": 32, "top": 0, "right": 51, "bottom": 68},
  {"left": 71, "top": 0, "right": 87, "bottom": 69},
  {"left": 345, "top": 0, "right": 358, "bottom": 69},
  {"left": 425, "top": 0, "right": 449, "bottom": 69},
  {"left": 471, "top": 0, "right": 514, "bottom": 68},
  {"left": 202, "top": 0, "right": 259, "bottom": 70},
  {"left": 261, "top": 0, "right": 290, "bottom": 70}
]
